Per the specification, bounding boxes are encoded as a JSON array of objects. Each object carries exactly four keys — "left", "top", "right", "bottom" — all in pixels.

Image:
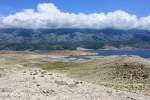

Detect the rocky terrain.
[
  {"left": 0, "top": 51, "right": 150, "bottom": 100},
  {"left": 0, "top": 28, "right": 150, "bottom": 50}
]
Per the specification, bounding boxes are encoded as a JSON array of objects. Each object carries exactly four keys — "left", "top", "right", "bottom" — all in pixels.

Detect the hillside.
[
  {"left": 0, "top": 51, "right": 150, "bottom": 100},
  {"left": 0, "top": 28, "right": 150, "bottom": 50}
]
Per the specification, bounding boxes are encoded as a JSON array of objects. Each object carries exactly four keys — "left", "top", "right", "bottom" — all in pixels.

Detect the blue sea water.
[{"left": 93, "top": 50, "right": 150, "bottom": 58}]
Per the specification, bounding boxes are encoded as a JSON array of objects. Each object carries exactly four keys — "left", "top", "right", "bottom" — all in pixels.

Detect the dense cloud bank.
[{"left": 0, "top": 3, "right": 150, "bottom": 30}]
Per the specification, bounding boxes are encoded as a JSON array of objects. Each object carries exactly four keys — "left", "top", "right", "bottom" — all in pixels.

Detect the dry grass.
[
  {"left": 1, "top": 52, "right": 150, "bottom": 95},
  {"left": 42, "top": 56, "right": 150, "bottom": 95}
]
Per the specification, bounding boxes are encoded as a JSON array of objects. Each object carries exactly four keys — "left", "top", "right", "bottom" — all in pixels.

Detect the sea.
[{"left": 92, "top": 50, "right": 150, "bottom": 58}]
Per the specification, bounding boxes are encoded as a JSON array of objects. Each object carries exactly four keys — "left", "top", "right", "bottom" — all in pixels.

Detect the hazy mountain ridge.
[{"left": 0, "top": 28, "right": 150, "bottom": 50}]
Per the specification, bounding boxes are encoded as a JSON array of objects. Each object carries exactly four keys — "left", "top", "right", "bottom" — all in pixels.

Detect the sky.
[
  {"left": 0, "top": 0, "right": 149, "bottom": 17},
  {"left": 0, "top": 0, "right": 150, "bottom": 30}
]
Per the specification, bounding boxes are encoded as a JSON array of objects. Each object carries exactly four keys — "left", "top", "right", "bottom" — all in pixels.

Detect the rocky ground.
[
  {"left": 0, "top": 67, "right": 150, "bottom": 100},
  {"left": 0, "top": 51, "right": 150, "bottom": 100}
]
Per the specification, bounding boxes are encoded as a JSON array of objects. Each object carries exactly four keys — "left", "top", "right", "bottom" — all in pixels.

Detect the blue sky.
[
  {"left": 0, "top": 0, "right": 149, "bottom": 17},
  {"left": 0, "top": 0, "right": 150, "bottom": 30}
]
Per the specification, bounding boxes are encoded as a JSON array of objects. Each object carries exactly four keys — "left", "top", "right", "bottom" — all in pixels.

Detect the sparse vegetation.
[
  {"left": 1, "top": 28, "right": 150, "bottom": 50},
  {"left": 1, "top": 51, "right": 150, "bottom": 96},
  {"left": 42, "top": 56, "right": 150, "bottom": 95}
]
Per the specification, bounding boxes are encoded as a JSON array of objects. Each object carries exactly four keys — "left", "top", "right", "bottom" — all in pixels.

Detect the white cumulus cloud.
[{"left": 0, "top": 3, "right": 150, "bottom": 30}]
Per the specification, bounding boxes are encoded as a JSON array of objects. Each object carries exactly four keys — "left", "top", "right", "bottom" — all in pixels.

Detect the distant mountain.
[{"left": 0, "top": 28, "right": 150, "bottom": 50}]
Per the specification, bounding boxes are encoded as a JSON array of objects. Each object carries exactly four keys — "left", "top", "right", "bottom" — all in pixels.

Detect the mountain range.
[{"left": 0, "top": 28, "right": 150, "bottom": 50}]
